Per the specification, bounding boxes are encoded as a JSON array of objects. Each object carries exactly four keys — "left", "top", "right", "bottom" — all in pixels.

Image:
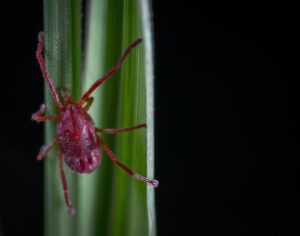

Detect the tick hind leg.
[
  {"left": 57, "top": 149, "right": 75, "bottom": 215},
  {"left": 95, "top": 123, "right": 146, "bottom": 134},
  {"left": 97, "top": 136, "right": 159, "bottom": 187},
  {"left": 36, "top": 138, "right": 58, "bottom": 160},
  {"left": 32, "top": 104, "right": 59, "bottom": 122}
]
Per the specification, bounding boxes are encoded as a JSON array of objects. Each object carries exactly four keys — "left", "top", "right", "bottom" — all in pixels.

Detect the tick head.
[{"left": 61, "top": 90, "right": 74, "bottom": 106}]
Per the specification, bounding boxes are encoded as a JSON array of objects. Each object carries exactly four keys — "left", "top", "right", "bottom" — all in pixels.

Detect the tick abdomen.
[{"left": 56, "top": 104, "right": 101, "bottom": 173}]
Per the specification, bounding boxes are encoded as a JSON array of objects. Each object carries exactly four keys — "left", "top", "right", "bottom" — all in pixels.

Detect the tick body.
[
  {"left": 32, "top": 32, "right": 158, "bottom": 215},
  {"left": 57, "top": 104, "right": 101, "bottom": 173}
]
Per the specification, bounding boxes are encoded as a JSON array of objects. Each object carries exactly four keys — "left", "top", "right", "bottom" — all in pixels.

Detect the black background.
[{"left": 0, "top": 1, "right": 299, "bottom": 236}]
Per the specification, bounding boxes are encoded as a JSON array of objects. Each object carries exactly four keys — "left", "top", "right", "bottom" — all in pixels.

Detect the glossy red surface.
[{"left": 57, "top": 104, "right": 101, "bottom": 173}]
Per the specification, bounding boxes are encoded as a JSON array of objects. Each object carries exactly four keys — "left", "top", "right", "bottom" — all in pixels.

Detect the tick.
[{"left": 32, "top": 32, "right": 158, "bottom": 215}]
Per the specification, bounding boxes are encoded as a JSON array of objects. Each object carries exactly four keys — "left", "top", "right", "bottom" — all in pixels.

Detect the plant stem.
[
  {"left": 42, "top": 0, "right": 156, "bottom": 235},
  {"left": 43, "top": 0, "right": 81, "bottom": 235}
]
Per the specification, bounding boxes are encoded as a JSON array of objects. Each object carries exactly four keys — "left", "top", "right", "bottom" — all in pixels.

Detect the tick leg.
[
  {"left": 37, "top": 138, "right": 58, "bottom": 160},
  {"left": 95, "top": 123, "right": 146, "bottom": 134},
  {"left": 57, "top": 149, "right": 75, "bottom": 215},
  {"left": 97, "top": 136, "right": 159, "bottom": 187},
  {"left": 77, "top": 38, "right": 143, "bottom": 107},
  {"left": 36, "top": 32, "right": 63, "bottom": 110},
  {"left": 31, "top": 104, "right": 59, "bottom": 122},
  {"left": 82, "top": 97, "right": 94, "bottom": 112}
]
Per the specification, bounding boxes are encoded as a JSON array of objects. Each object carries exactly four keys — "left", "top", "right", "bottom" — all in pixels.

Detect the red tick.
[{"left": 32, "top": 32, "right": 159, "bottom": 215}]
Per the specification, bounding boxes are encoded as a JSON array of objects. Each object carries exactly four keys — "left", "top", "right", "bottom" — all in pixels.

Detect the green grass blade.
[
  {"left": 140, "top": 1, "right": 157, "bottom": 235},
  {"left": 42, "top": 0, "right": 155, "bottom": 235},
  {"left": 78, "top": 0, "right": 124, "bottom": 235},
  {"left": 81, "top": 0, "right": 156, "bottom": 236},
  {"left": 43, "top": 0, "right": 82, "bottom": 235}
]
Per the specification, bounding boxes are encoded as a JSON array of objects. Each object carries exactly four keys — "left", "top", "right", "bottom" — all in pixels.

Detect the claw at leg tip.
[
  {"left": 38, "top": 32, "right": 44, "bottom": 42},
  {"left": 151, "top": 179, "right": 159, "bottom": 188},
  {"left": 68, "top": 207, "right": 75, "bottom": 216}
]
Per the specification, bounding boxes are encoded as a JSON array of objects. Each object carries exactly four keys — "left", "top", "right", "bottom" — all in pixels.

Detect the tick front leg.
[
  {"left": 97, "top": 136, "right": 159, "bottom": 187},
  {"left": 95, "top": 123, "right": 146, "bottom": 134},
  {"left": 77, "top": 38, "right": 142, "bottom": 107},
  {"left": 36, "top": 32, "right": 63, "bottom": 110},
  {"left": 37, "top": 138, "right": 58, "bottom": 160},
  {"left": 57, "top": 149, "right": 75, "bottom": 215},
  {"left": 32, "top": 104, "right": 59, "bottom": 122}
]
